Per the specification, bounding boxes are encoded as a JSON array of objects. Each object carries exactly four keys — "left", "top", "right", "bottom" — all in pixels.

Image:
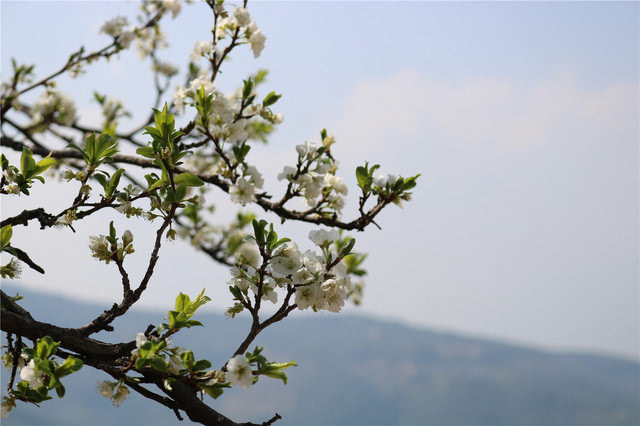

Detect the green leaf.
[
  {"left": 54, "top": 383, "right": 65, "bottom": 398},
  {"left": 36, "top": 336, "right": 57, "bottom": 359},
  {"left": 56, "top": 356, "right": 83, "bottom": 377},
  {"left": 181, "top": 350, "right": 195, "bottom": 369},
  {"left": 340, "top": 238, "right": 356, "bottom": 258},
  {"left": 262, "top": 91, "right": 282, "bottom": 107},
  {"left": 185, "top": 319, "right": 203, "bottom": 328},
  {"left": 173, "top": 172, "right": 204, "bottom": 187},
  {"left": 107, "top": 169, "right": 125, "bottom": 197},
  {"left": 1, "top": 225, "right": 13, "bottom": 250},
  {"left": 229, "top": 285, "right": 243, "bottom": 300},
  {"left": 148, "top": 178, "right": 169, "bottom": 191},
  {"left": 136, "top": 146, "right": 156, "bottom": 159},
  {"left": 168, "top": 310, "right": 179, "bottom": 329},
  {"left": 94, "top": 174, "right": 109, "bottom": 192},
  {"left": 252, "top": 219, "right": 266, "bottom": 246},
  {"left": 148, "top": 356, "right": 167, "bottom": 372},
  {"left": 174, "top": 293, "right": 189, "bottom": 311},
  {"left": 193, "top": 359, "right": 212, "bottom": 371},
  {"left": 242, "top": 78, "right": 254, "bottom": 99},
  {"left": 20, "top": 147, "right": 35, "bottom": 177},
  {"left": 202, "top": 382, "right": 229, "bottom": 399},
  {"left": 34, "top": 153, "right": 57, "bottom": 175}
]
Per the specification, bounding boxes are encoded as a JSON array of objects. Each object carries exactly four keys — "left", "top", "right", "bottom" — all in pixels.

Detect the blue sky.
[{"left": 2, "top": 1, "right": 638, "bottom": 360}]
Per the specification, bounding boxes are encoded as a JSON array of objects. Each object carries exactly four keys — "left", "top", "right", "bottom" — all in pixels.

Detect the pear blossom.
[
  {"left": 248, "top": 29, "right": 266, "bottom": 58},
  {"left": 244, "top": 165, "right": 264, "bottom": 189},
  {"left": 215, "top": 16, "right": 235, "bottom": 39},
  {"left": 261, "top": 284, "right": 278, "bottom": 304},
  {"left": 226, "top": 355, "right": 253, "bottom": 389},
  {"left": 89, "top": 235, "right": 112, "bottom": 263},
  {"left": 153, "top": 61, "right": 178, "bottom": 77},
  {"left": 1, "top": 399, "right": 15, "bottom": 418},
  {"left": 190, "top": 40, "right": 214, "bottom": 63},
  {"left": 374, "top": 174, "right": 398, "bottom": 189},
  {"left": 162, "top": 0, "right": 182, "bottom": 18},
  {"left": 270, "top": 243, "right": 302, "bottom": 277},
  {"left": 1, "top": 258, "right": 22, "bottom": 279},
  {"left": 234, "top": 6, "right": 251, "bottom": 27},
  {"left": 97, "top": 380, "right": 115, "bottom": 399},
  {"left": 325, "top": 175, "right": 348, "bottom": 195},
  {"left": 32, "top": 91, "right": 76, "bottom": 126},
  {"left": 308, "top": 228, "right": 339, "bottom": 247},
  {"left": 5, "top": 184, "right": 19, "bottom": 195},
  {"left": 100, "top": 16, "right": 129, "bottom": 37},
  {"left": 295, "top": 282, "right": 323, "bottom": 311},
  {"left": 112, "top": 382, "right": 130, "bottom": 407},
  {"left": 277, "top": 166, "right": 296, "bottom": 181},
  {"left": 229, "top": 177, "right": 256, "bottom": 205},
  {"left": 20, "top": 360, "right": 45, "bottom": 389}
]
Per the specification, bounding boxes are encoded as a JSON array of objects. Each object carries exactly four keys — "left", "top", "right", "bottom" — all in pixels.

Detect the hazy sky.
[{"left": 1, "top": 1, "right": 638, "bottom": 361}]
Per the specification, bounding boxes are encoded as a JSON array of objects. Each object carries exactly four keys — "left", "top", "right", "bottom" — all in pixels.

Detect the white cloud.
[{"left": 330, "top": 69, "right": 638, "bottom": 159}]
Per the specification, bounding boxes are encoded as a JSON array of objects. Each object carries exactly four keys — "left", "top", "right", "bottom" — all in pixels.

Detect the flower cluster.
[
  {"left": 229, "top": 164, "right": 264, "bottom": 206},
  {"left": 32, "top": 91, "right": 76, "bottom": 127},
  {"left": 215, "top": 5, "right": 266, "bottom": 58},
  {"left": 278, "top": 138, "right": 348, "bottom": 212},
  {"left": 99, "top": 15, "right": 130, "bottom": 38},
  {"left": 0, "top": 258, "right": 22, "bottom": 279},
  {"left": 228, "top": 228, "right": 353, "bottom": 313},
  {"left": 96, "top": 380, "right": 130, "bottom": 407},
  {"left": 88, "top": 229, "right": 134, "bottom": 263}
]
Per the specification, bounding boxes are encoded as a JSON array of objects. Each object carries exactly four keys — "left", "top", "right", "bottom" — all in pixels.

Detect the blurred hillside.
[{"left": 2, "top": 286, "right": 638, "bottom": 425}]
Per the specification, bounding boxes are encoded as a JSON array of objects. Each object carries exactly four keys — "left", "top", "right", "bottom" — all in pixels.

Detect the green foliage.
[
  {"left": 355, "top": 162, "right": 380, "bottom": 194},
  {"left": 67, "top": 133, "right": 118, "bottom": 171},
  {"left": 10, "top": 336, "right": 83, "bottom": 405},
  {"left": 1, "top": 224, "right": 12, "bottom": 251},
  {"left": 250, "top": 219, "right": 290, "bottom": 254},
  {"left": 246, "top": 346, "right": 296, "bottom": 385},
  {"left": 135, "top": 339, "right": 168, "bottom": 372},
  {"left": 93, "top": 168, "right": 125, "bottom": 199},
  {"left": 162, "top": 289, "right": 211, "bottom": 332}
]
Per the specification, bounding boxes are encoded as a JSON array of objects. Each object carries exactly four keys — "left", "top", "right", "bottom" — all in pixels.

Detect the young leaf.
[
  {"left": 1, "top": 225, "right": 13, "bottom": 250},
  {"left": 174, "top": 172, "right": 204, "bottom": 187}
]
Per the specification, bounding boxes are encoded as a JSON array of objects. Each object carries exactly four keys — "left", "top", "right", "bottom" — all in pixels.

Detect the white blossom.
[
  {"left": 249, "top": 29, "right": 266, "bottom": 58},
  {"left": 190, "top": 40, "right": 214, "bottom": 63},
  {"left": 32, "top": 91, "right": 76, "bottom": 126},
  {"left": 1, "top": 258, "right": 22, "bottom": 279},
  {"left": 325, "top": 175, "right": 348, "bottom": 195},
  {"left": 226, "top": 355, "right": 253, "bottom": 389},
  {"left": 244, "top": 165, "right": 264, "bottom": 189},
  {"left": 100, "top": 16, "right": 129, "bottom": 37},
  {"left": 20, "top": 360, "right": 45, "bottom": 389},
  {"left": 270, "top": 243, "right": 302, "bottom": 278},
  {"left": 89, "top": 235, "right": 112, "bottom": 262},
  {"left": 5, "top": 184, "right": 19, "bottom": 195},
  {"left": 173, "top": 85, "right": 187, "bottom": 113},
  {"left": 135, "top": 332, "right": 148, "bottom": 348},
  {"left": 308, "top": 228, "right": 339, "bottom": 247},
  {"left": 162, "top": 0, "right": 182, "bottom": 18},
  {"left": 229, "top": 177, "right": 256, "bottom": 205},
  {"left": 112, "top": 383, "right": 129, "bottom": 407},
  {"left": 97, "top": 380, "right": 115, "bottom": 399},
  {"left": 277, "top": 166, "right": 296, "bottom": 181},
  {"left": 153, "top": 61, "right": 178, "bottom": 77},
  {"left": 234, "top": 6, "right": 251, "bottom": 27}
]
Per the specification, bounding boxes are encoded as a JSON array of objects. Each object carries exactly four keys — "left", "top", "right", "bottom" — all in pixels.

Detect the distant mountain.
[{"left": 2, "top": 287, "right": 638, "bottom": 425}]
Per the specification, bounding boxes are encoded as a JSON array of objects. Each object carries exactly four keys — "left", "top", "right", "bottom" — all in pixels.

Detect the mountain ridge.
[{"left": 1, "top": 286, "right": 639, "bottom": 425}]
